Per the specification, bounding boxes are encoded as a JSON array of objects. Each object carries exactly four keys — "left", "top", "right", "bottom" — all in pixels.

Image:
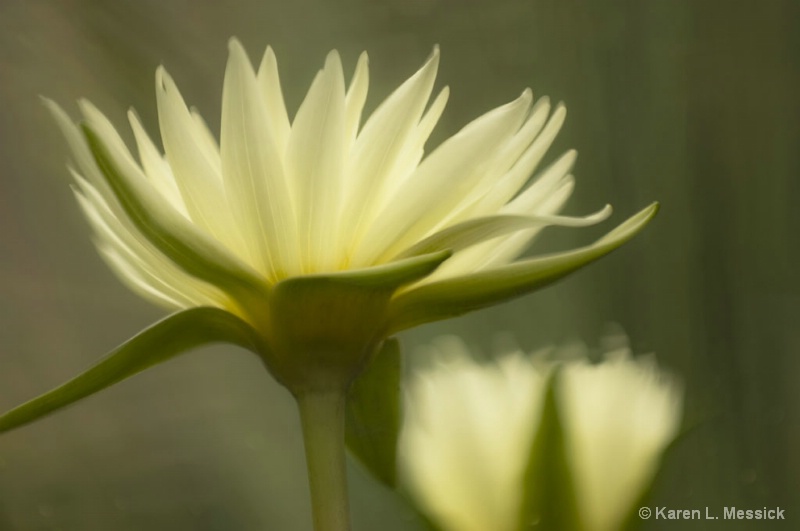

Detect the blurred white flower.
[
  {"left": 398, "top": 336, "right": 682, "bottom": 531},
  {"left": 559, "top": 348, "right": 683, "bottom": 531},
  {"left": 399, "top": 337, "right": 547, "bottom": 531}
]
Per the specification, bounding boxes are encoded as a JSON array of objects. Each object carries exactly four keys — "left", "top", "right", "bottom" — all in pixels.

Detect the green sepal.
[
  {"left": 82, "top": 125, "right": 271, "bottom": 308},
  {"left": 388, "top": 203, "right": 658, "bottom": 333},
  {"left": 519, "top": 370, "right": 582, "bottom": 531},
  {"left": 265, "top": 251, "right": 450, "bottom": 392},
  {"left": 345, "top": 338, "right": 402, "bottom": 487},
  {"left": 0, "top": 308, "right": 265, "bottom": 434}
]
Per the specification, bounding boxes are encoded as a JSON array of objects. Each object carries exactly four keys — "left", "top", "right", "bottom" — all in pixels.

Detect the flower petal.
[
  {"left": 286, "top": 50, "right": 347, "bottom": 272},
  {"left": 257, "top": 45, "right": 292, "bottom": 154},
  {"left": 95, "top": 244, "right": 190, "bottom": 309},
  {"left": 128, "top": 110, "right": 189, "bottom": 218},
  {"left": 437, "top": 96, "right": 555, "bottom": 227},
  {"left": 221, "top": 39, "right": 301, "bottom": 280},
  {"left": 341, "top": 48, "right": 441, "bottom": 259},
  {"left": 82, "top": 124, "right": 270, "bottom": 309},
  {"left": 356, "top": 90, "right": 533, "bottom": 265},
  {"left": 388, "top": 203, "right": 659, "bottom": 332},
  {"left": 44, "top": 99, "right": 118, "bottom": 207},
  {"left": 437, "top": 151, "right": 579, "bottom": 277},
  {"left": 73, "top": 174, "right": 228, "bottom": 309},
  {"left": 477, "top": 176, "right": 577, "bottom": 271},
  {"left": 461, "top": 100, "right": 564, "bottom": 220},
  {"left": 155, "top": 68, "right": 246, "bottom": 253},
  {"left": 417, "top": 176, "right": 576, "bottom": 281},
  {"left": 344, "top": 51, "right": 369, "bottom": 145},
  {"left": 392, "top": 205, "right": 612, "bottom": 260}
]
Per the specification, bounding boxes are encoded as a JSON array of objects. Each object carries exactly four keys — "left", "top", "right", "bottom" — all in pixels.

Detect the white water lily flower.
[
  {"left": 399, "top": 337, "right": 682, "bottom": 531},
  {"left": 559, "top": 349, "right": 683, "bottom": 531},
  {"left": 41, "top": 39, "right": 656, "bottom": 390}
]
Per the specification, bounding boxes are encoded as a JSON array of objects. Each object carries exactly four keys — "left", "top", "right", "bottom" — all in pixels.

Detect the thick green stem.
[{"left": 297, "top": 390, "right": 351, "bottom": 531}]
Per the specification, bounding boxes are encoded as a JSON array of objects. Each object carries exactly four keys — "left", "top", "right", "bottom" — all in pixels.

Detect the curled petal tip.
[
  {"left": 507, "top": 89, "right": 532, "bottom": 110},
  {"left": 595, "top": 203, "right": 613, "bottom": 220}
]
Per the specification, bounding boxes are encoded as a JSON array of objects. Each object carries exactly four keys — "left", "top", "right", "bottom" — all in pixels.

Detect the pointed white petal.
[
  {"left": 96, "top": 245, "right": 186, "bottom": 309},
  {"left": 257, "top": 46, "right": 292, "bottom": 154},
  {"left": 128, "top": 110, "right": 189, "bottom": 218},
  {"left": 82, "top": 122, "right": 270, "bottom": 305},
  {"left": 189, "top": 108, "right": 222, "bottom": 173},
  {"left": 480, "top": 178, "right": 577, "bottom": 269},
  {"left": 414, "top": 86, "right": 450, "bottom": 150},
  {"left": 356, "top": 90, "right": 533, "bottom": 265},
  {"left": 471, "top": 104, "right": 568, "bottom": 218},
  {"left": 73, "top": 175, "right": 228, "bottom": 309},
  {"left": 221, "top": 39, "right": 301, "bottom": 280},
  {"left": 155, "top": 66, "right": 246, "bottom": 254},
  {"left": 286, "top": 50, "right": 347, "bottom": 272},
  {"left": 503, "top": 149, "right": 578, "bottom": 214},
  {"left": 340, "top": 48, "right": 441, "bottom": 256},
  {"left": 344, "top": 52, "right": 369, "bottom": 144},
  {"left": 43, "top": 99, "right": 114, "bottom": 200},
  {"left": 393, "top": 205, "right": 612, "bottom": 261},
  {"left": 366, "top": 86, "right": 451, "bottom": 221},
  {"left": 378, "top": 86, "right": 451, "bottom": 202},
  {"left": 428, "top": 92, "right": 552, "bottom": 229}
]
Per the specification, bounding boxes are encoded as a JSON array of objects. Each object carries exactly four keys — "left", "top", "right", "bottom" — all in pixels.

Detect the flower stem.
[{"left": 296, "top": 389, "right": 351, "bottom": 531}]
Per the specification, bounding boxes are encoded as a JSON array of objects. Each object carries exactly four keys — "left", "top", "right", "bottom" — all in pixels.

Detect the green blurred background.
[{"left": 1, "top": 0, "right": 798, "bottom": 529}]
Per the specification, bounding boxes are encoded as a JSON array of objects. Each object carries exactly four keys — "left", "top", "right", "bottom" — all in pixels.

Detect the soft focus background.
[{"left": 1, "top": 0, "right": 798, "bottom": 529}]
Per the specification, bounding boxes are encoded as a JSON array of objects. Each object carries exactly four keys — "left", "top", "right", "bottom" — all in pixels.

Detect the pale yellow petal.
[
  {"left": 286, "top": 50, "right": 347, "bottom": 272},
  {"left": 72, "top": 174, "right": 228, "bottom": 308},
  {"left": 155, "top": 67, "right": 247, "bottom": 256},
  {"left": 44, "top": 99, "right": 115, "bottom": 202},
  {"left": 355, "top": 90, "right": 532, "bottom": 266},
  {"left": 468, "top": 98, "right": 564, "bottom": 216},
  {"left": 221, "top": 39, "right": 300, "bottom": 280},
  {"left": 340, "top": 49, "right": 441, "bottom": 259},
  {"left": 127, "top": 110, "right": 189, "bottom": 218},
  {"left": 344, "top": 51, "right": 369, "bottom": 145},
  {"left": 96, "top": 245, "right": 186, "bottom": 309},
  {"left": 479, "top": 176, "right": 576, "bottom": 270},
  {"left": 257, "top": 46, "right": 292, "bottom": 154}
]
